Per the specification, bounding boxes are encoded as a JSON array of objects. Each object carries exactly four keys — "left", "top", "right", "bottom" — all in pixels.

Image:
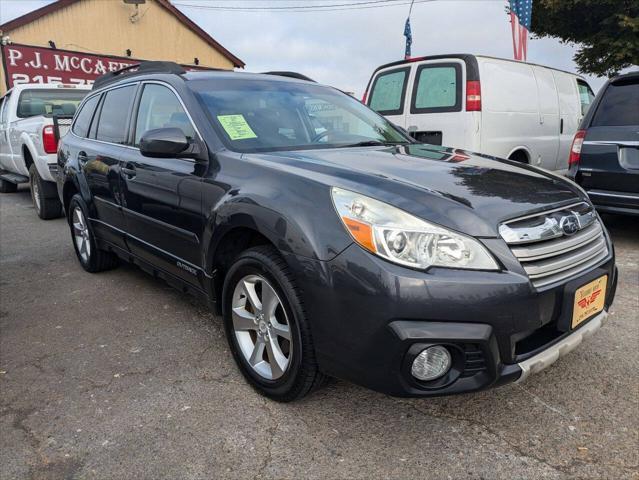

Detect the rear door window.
[
  {"left": 411, "top": 63, "right": 461, "bottom": 113},
  {"left": 95, "top": 85, "right": 137, "bottom": 144},
  {"left": 72, "top": 95, "right": 100, "bottom": 138},
  {"left": 368, "top": 67, "right": 409, "bottom": 115},
  {"left": 577, "top": 80, "right": 595, "bottom": 116},
  {"left": 592, "top": 80, "right": 639, "bottom": 126}
]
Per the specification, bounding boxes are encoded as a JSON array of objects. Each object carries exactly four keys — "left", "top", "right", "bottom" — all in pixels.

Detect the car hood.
[{"left": 247, "top": 144, "right": 586, "bottom": 237}]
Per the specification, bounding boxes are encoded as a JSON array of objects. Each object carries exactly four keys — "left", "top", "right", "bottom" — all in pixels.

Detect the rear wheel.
[
  {"left": 0, "top": 178, "right": 18, "bottom": 193},
  {"left": 508, "top": 150, "right": 529, "bottom": 164},
  {"left": 222, "top": 246, "right": 327, "bottom": 401},
  {"left": 68, "top": 194, "right": 118, "bottom": 273},
  {"left": 29, "top": 164, "right": 62, "bottom": 219}
]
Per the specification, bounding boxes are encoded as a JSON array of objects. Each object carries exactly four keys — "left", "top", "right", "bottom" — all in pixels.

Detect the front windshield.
[{"left": 189, "top": 78, "right": 410, "bottom": 153}]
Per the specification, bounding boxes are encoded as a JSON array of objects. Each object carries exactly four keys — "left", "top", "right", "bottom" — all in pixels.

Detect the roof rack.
[
  {"left": 261, "top": 71, "right": 316, "bottom": 82},
  {"left": 92, "top": 61, "right": 187, "bottom": 90}
]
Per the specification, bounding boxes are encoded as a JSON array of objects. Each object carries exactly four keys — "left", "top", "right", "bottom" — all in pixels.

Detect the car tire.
[
  {"left": 29, "top": 164, "right": 62, "bottom": 219},
  {"left": 0, "top": 178, "right": 18, "bottom": 193},
  {"left": 222, "top": 245, "right": 327, "bottom": 402},
  {"left": 68, "top": 194, "right": 118, "bottom": 273}
]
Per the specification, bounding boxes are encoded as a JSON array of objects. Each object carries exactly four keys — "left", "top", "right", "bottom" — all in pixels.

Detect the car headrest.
[{"left": 20, "top": 100, "right": 47, "bottom": 117}]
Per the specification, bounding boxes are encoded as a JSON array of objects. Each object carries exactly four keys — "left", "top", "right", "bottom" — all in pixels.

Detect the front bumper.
[
  {"left": 284, "top": 239, "right": 617, "bottom": 397},
  {"left": 514, "top": 309, "right": 608, "bottom": 383}
]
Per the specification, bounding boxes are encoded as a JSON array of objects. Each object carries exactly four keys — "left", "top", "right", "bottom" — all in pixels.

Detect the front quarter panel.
[{"left": 201, "top": 151, "right": 353, "bottom": 272}]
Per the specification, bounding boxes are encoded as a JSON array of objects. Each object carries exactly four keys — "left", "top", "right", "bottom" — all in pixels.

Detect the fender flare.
[
  {"left": 506, "top": 146, "right": 532, "bottom": 163},
  {"left": 19, "top": 131, "right": 51, "bottom": 180},
  {"left": 202, "top": 197, "right": 330, "bottom": 277}
]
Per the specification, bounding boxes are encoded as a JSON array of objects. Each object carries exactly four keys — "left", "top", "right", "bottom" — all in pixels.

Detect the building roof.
[{"left": 0, "top": 0, "right": 245, "bottom": 68}]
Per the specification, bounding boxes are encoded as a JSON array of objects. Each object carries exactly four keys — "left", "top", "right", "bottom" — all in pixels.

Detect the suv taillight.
[
  {"left": 569, "top": 130, "right": 586, "bottom": 166},
  {"left": 466, "top": 80, "right": 481, "bottom": 112},
  {"left": 42, "top": 125, "right": 57, "bottom": 154}
]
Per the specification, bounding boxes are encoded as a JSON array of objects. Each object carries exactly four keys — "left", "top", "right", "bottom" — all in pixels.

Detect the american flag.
[
  {"left": 509, "top": 0, "right": 532, "bottom": 61},
  {"left": 404, "top": 17, "right": 413, "bottom": 60}
]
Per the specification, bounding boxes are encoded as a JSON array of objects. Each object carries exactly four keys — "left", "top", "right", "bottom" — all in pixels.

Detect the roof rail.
[
  {"left": 261, "top": 71, "right": 316, "bottom": 82},
  {"left": 92, "top": 61, "right": 187, "bottom": 90}
]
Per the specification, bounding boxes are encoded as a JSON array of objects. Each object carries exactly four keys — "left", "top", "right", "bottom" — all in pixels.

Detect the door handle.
[
  {"left": 560, "top": 118, "right": 564, "bottom": 134},
  {"left": 121, "top": 164, "right": 136, "bottom": 178},
  {"left": 77, "top": 151, "right": 88, "bottom": 166}
]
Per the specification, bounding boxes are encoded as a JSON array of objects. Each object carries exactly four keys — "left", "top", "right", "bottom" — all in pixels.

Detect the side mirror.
[{"left": 139, "top": 127, "right": 190, "bottom": 158}]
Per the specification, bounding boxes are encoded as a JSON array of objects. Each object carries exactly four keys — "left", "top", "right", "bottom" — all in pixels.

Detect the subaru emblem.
[{"left": 560, "top": 214, "right": 580, "bottom": 236}]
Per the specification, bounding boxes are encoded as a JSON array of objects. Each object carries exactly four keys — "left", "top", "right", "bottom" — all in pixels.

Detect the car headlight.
[{"left": 331, "top": 187, "right": 499, "bottom": 270}]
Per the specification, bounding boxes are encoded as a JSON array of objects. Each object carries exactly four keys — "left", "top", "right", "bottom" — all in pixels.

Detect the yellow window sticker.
[{"left": 217, "top": 114, "right": 257, "bottom": 140}]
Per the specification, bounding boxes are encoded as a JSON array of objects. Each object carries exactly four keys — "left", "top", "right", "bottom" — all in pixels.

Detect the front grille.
[{"left": 500, "top": 203, "right": 609, "bottom": 289}]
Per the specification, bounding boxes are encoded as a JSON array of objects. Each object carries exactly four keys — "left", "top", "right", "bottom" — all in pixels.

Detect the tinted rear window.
[
  {"left": 411, "top": 64, "right": 461, "bottom": 113},
  {"left": 17, "top": 89, "right": 86, "bottom": 118},
  {"left": 95, "top": 85, "right": 136, "bottom": 144},
  {"left": 368, "top": 68, "right": 408, "bottom": 115},
  {"left": 72, "top": 95, "right": 100, "bottom": 138},
  {"left": 592, "top": 80, "right": 639, "bottom": 126}
]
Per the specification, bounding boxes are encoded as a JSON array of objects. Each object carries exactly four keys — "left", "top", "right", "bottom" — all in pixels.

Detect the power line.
[
  {"left": 172, "top": 0, "right": 440, "bottom": 12},
  {"left": 173, "top": 0, "right": 502, "bottom": 12}
]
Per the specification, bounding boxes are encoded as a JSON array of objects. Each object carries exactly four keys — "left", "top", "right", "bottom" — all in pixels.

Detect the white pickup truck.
[{"left": 0, "top": 83, "right": 89, "bottom": 219}]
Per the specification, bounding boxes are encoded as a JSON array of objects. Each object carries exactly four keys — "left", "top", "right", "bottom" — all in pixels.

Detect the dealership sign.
[{"left": 1, "top": 43, "right": 144, "bottom": 88}]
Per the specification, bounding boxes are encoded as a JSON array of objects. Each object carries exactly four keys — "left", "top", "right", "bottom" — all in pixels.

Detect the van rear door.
[
  {"left": 552, "top": 71, "right": 583, "bottom": 172},
  {"left": 366, "top": 66, "right": 411, "bottom": 129},
  {"left": 530, "top": 66, "right": 560, "bottom": 170},
  {"left": 405, "top": 60, "right": 469, "bottom": 147}
]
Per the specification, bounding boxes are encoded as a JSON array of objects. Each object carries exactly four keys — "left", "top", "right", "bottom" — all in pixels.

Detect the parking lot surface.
[{"left": 1, "top": 187, "right": 638, "bottom": 480}]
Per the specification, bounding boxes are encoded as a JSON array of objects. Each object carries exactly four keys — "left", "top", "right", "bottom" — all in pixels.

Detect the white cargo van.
[{"left": 364, "top": 54, "right": 595, "bottom": 174}]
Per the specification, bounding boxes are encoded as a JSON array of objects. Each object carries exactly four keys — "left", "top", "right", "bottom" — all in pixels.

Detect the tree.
[{"left": 530, "top": 0, "right": 639, "bottom": 77}]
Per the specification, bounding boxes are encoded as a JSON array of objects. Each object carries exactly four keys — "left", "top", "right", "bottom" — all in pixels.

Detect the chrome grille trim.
[
  {"left": 500, "top": 204, "right": 609, "bottom": 289},
  {"left": 511, "top": 222, "right": 602, "bottom": 262}
]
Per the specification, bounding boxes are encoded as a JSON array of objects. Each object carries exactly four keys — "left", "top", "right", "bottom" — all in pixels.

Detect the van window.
[
  {"left": 72, "top": 95, "right": 100, "bottom": 138},
  {"left": 95, "top": 85, "right": 136, "bottom": 144},
  {"left": 577, "top": 81, "right": 595, "bottom": 116},
  {"left": 134, "top": 84, "right": 195, "bottom": 146},
  {"left": 592, "top": 80, "right": 639, "bottom": 127},
  {"left": 368, "top": 67, "right": 409, "bottom": 115},
  {"left": 410, "top": 63, "right": 461, "bottom": 113}
]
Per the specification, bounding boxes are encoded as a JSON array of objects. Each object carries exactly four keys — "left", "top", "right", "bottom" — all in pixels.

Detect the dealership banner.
[
  {"left": 1, "top": 43, "right": 204, "bottom": 89},
  {"left": 1, "top": 43, "right": 140, "bottom": 88}
]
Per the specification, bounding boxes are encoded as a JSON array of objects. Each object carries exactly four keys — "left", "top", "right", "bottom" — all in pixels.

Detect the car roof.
[
  {"left": 609, "top": 70, "right": 639, "bottom": 84},
  {"left": 372, "top": 53, "right": 586, "bottom": 80},
  {"left": 90, "top": 62, "right": 321, "bottom": 93}
]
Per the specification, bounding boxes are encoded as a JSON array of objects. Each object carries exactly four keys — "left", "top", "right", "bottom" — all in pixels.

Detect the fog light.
[{"left": 411, "top": 346, "right": 452, "bottom": 381}]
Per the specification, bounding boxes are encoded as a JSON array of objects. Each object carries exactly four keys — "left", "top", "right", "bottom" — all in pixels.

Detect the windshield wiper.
[{"left": 340, "top": 140, "right": 408, "bottom": 148}]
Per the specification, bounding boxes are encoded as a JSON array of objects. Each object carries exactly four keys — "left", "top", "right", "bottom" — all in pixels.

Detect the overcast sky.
[{"left": 0, "top": 0, "right": 611, "bottom": 94}]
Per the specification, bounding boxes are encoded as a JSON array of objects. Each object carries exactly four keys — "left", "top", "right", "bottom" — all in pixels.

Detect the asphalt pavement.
[{"left": 1, "top": 186, "right": 638, "bottom": 480}]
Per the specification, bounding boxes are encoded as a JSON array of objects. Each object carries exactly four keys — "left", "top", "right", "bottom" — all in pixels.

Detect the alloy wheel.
[
  {"left": 72, "top": 207, "right": 91, "bottom": 263},
  {"left": 231, "top": 274, "right": 292, "bottom": 380}
]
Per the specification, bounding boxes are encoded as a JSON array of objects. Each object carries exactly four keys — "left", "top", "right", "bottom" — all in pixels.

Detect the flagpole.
[{"left": 404, "top": 0, "right": 415, "bottom": 60}]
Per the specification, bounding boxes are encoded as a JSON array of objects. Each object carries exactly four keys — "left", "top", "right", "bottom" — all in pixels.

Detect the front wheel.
[{"left": 222, "top": 246, "right": 327, "bottom": 402}]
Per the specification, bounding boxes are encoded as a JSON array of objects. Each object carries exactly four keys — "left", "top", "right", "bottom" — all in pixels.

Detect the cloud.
[{"left": 1, "top": 0, "right": 613, "bottom": 93}]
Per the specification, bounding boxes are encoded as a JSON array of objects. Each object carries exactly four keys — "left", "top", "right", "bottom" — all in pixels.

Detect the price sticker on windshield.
[{"left": 217, "top": 114, "right": 257, "bottom": 140}]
